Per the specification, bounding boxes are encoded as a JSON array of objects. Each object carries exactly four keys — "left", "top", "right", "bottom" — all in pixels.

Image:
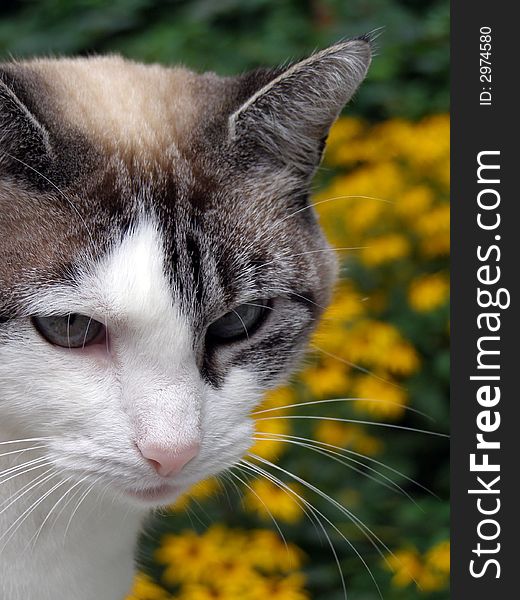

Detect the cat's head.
[{"left": 0, "top": 39, "right": 371, "bottom": 506}]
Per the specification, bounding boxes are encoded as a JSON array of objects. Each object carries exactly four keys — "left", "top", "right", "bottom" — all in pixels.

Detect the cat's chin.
[{"left": 122, "top": 482, "right": 182, "bottom": 507}]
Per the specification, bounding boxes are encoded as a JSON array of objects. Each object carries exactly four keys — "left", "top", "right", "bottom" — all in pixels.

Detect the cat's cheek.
[{"left": 204, "top": 417, "right": 255, "bottom": 476}]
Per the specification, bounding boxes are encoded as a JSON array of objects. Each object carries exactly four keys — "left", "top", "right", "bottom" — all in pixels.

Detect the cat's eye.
[
  {"left": 32, "top": 314, "right": 106, "bottom": 348},
  {"left": 207, "top": 300, "right": 269, "bottom": 343}
]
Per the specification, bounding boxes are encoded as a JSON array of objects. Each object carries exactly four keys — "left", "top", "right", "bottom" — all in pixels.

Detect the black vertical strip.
[
  {"left": 452, "top": 3, "right": 519, "bottom": 598},
  {"left": 186, "top": 233, "right": 203, "bottom": 305}
]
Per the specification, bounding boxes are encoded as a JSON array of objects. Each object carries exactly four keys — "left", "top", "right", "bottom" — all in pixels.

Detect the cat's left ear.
[
  {"left": 0, "top": 70, "right": 53, "bottom": 175},
  {"left": 229, "top": 37, "right": 372, "bottom": 178}
]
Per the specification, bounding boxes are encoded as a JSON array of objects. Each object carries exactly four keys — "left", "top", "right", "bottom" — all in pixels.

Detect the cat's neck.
[{"left": 0, "top": 445, "right": 146, "bottom": 600}]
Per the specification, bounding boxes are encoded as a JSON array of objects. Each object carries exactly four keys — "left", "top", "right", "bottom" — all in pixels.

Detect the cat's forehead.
[
  {"left": 0, "top": 154, "right": 317, "bottom": 321},
  {"left": 1, "top": 55, "right": 301, "bottom": 234},
  {"left": 11, "top": 56, "right": 232, "bottom": 158}
]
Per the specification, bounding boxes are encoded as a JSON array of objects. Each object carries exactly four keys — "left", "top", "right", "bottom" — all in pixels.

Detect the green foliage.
[{"left": 0, "top": 0, "right": 448, "bottom": 119}]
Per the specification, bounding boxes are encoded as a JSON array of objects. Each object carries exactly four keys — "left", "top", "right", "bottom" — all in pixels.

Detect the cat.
[{"left": 0, "top": 37, "right": 371, "bottom": 600}]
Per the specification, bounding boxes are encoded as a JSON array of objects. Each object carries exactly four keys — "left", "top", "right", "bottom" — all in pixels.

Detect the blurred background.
[{"left": 0, "top": 2, "right": 450, "bottom": 599}]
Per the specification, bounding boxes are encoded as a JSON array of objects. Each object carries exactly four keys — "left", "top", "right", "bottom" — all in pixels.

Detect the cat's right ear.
[
  {"left": 228, "top": 37, "right": 372, "bottom": 178},
  {"left": 0, "top": 70, "right": 53, "bottom": 175}
]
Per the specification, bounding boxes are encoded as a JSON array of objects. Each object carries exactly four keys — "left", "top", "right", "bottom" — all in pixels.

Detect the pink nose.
[{"left": 137, "top": 441, "right": 200, "bottom": 477}]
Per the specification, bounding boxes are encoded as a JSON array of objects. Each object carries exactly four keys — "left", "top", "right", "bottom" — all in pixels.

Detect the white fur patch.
[
  {"left": 0, "top": 218, "right": 263, "bottom": 600},
  {"left": 28, "top": 56, "right": 201, "bottom": 155}
]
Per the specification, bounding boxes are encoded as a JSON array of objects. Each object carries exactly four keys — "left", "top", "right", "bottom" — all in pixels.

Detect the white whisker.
[
  {"left": 0, "top": 475, "right": 67, "bottom": 551},
  {"left": 0, "top": 457, "right": 52, "bottom": 484},
  {"left": 253, "top": 397, "right": 434, "bottom": 421},
  {"left": 50, "top": 476, "right": 91, "bottom": 533},
  {"left": 255, "top": 247, "right": 368, "bottom": 271},
  {"left": 231, "top": 308, "right": 250, "bottom": 340},
  {"left": 239, "top": 459, "right": 362, "bottom": 600},
  {"left": 0, "top": 445, "right": 47, "bottom": 460},
  {"left": 254, "top": 431, "right": 438, "bottom": 498},
  {"left": 255, "top": 415, "right": 449, "bottom": 438},
  {"left": 235, "top": 461, "right": 324, "bottom": 541},
  {"left": 0, "top": 438, "right": 52, "bottom": 447},
  {"left": 216, "top": 473, "right": 239, "bottom": 510},
  {"left": 246, "top": 454, "right": 425, "bottom": 590},
  {"left": 253, "top": 435, "right": 422, "bottom": 509},
  {"left": 228, "top": 468, "right": 290, "bottom": 558},
  {"left": 279, "top": 194, "right": 394, "bottom": 226},
  {"left": 27, "top": 476, "right": 79, "bottom": 551},
  {"left": 0, "top": 468, "right": 56, "bottom": 513},
  {"left": 63, "top": 476, "right": 102, "bottom": 542},
  {"left": 248, "top": 452, "right": 416, "bottom": 585}
]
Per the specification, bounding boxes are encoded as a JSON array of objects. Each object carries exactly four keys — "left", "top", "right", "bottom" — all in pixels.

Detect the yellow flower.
[
  {"left": 314, "top": 420, "right": 353, "bottom": 447},
  {"left": 414, "top": 204, "right": 450, "bottom": 257},
  {"left": 386, "top": 342, "right": 421, "bottom": 376},
  {"left": 418, "top": 539, "right": 450, "bottom": 591},
  {"left": 300, "top": 360, "right": 350, "bottom": 398},
  {"left": 395, "top": 185, "right": 434, "bottom": 220},
  {"left": 252, "top": 573, "right": 310, "bottom": 600},
  {"left": 372, "top": 119, "right": 418, "bottom": 161},
  {"left": 126, "top": 573, "right": 171, "bottom": 600},
  {"left": 408, "top": 115, "right": 450, "bottom": 171},
  {"left": 157, "top": 526, "right": 308, "bottom": 599},
  {"left": 352, "top": 162, "right": 406, "bottom": 201},
  {"left": 327, "top": 116, "right": 364, "bottom": 144},
  {"left": 322, "top": 284, "right": 365, "bottom": 324},
  {"left": 371, "top": 115, "right": 449, "bottom": 171},
  {"left": 177, "top": 580, "right": 260, "bottom": 600},
  {"left": 314, "top": 421, "right": 383, "bottom": 456},
  {"left": 361, "top": 233, "right": 410, "bottom": 267},
  {"left": 256, "top": 387, "right": 295, "bottom": 414},
  {"left": 325, "top": 117, "right": 365, "bottom": 165},
  {"left": 408, "top": 273, "right": 449, "bottom": 312},
  {"left": 425, "top": 539, "right": 450, "bottom": 573},
  {"left": 417, "top": 570, "right": 448, "bottom": 592},
  {"left": 156, "top": 528, "right": 226, "bottom": 584},
  {"left": 172, "top": 477, "right": 220, "bottom": 511},
  {"left": 435, "top": 156, "right": 450, "bottom": 190},
  {"left": 210, "top": 557, "right": 257, "bottom": 592},
  {"left": 251, "top": 415, "right": 290, "bottom": 461},
  {"left": 250, "top": 386, "right": 296, "bottom": 460},
  {"left": 385, "top": 549, "right": 423, "bottom": 588},
  {"left": 246, "top": 529, "right": 306, "bottom": 572},
  {"left": 176, "top": 582, "right": 226, "bottom": 600},
  {"left": 310, "top": 284, "right": 365, "bottom": 359},
  {"left": 342, "top": 320, "right": 420, "bottom": 376},
  {"left": 179, "top": 572, "right": 310, "bottom": 600},
  {"left": 344, "top": 196, "right": 386, "bottom": 235},
  {"left": 352, "top": 375, "right": 408, "bottom": 420},
  {"left": 311, "top": 322, "right": 349, "bottom": 357},
  {"left": 244, "top": 479, "right": 304, "bottom": 524},
  {"left": 384, "top": 541, "right": 450, "bottom": 592}
]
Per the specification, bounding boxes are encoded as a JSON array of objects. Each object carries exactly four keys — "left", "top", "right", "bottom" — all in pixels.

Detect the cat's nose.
[{"left": 137, "top": 441, "right": 200, "bottom": 477}]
